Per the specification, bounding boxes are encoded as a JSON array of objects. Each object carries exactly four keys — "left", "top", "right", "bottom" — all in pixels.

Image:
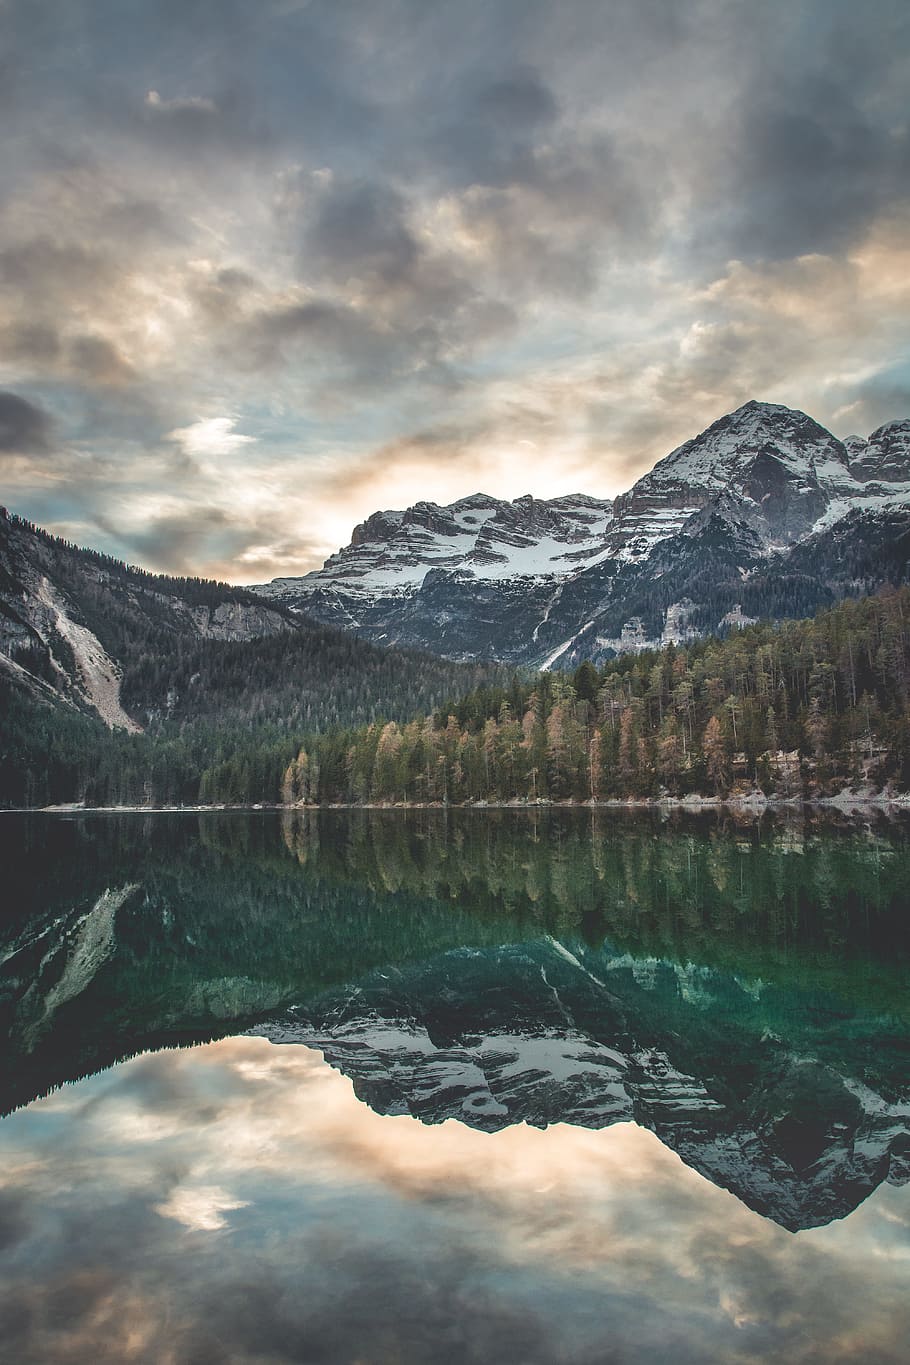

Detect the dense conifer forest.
[
  {"left": 2, "top": 589, "right": 908, "bottom": 807},
  {"left": 288, "top": 590, "right": 910, "bottom": 805}
]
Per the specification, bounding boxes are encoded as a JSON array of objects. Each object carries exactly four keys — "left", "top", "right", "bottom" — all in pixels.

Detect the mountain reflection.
[
  {"left": 1, "top": 808, "right": 909, "bottom": 1230},
  {"left": 5, "top": 1036, "right": 910, "bottom": 1365}
]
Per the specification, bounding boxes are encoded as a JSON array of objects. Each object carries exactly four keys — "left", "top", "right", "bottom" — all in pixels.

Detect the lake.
[{"left": 1, "top": 808, "right": 909, "bottom": 1363}]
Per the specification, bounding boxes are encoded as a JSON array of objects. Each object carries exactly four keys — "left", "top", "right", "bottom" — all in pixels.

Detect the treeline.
[
  {"left": 285, "top": 589, "right": 910, "bottom": 804},
  {"left": 1, "top": 508, "right": 265, "bottom": 608}
]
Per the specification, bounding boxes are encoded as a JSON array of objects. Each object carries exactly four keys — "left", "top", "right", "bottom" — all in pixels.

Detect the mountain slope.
[
  {"left": 0, "top": 509, "right": 499, "bottom": 732},
  {"left": 255, "top": 402, "right": 910, "bottom": 667},
  {"left": 0, "top": 509, "right": 296, "bottom": 728},
  {"left": 0, "top": 510, "right": 504, "bottom": 807}
]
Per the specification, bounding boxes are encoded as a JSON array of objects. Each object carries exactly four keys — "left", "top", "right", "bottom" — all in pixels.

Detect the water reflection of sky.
[{"left": 1, "top": 1039, "right": 908, "bottom": 1364}]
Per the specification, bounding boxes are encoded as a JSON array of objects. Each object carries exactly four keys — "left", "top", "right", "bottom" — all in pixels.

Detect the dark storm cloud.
[
  {"left": 0, "top": 1189, "right": 30, "bottom": 1253},
  {"left": 239, "top": 199, "right": 514, "bottom": 396},
  {"left": 68, "top": 335, "right": 137, "bottom": 387},
  {"left": 0, "top": 392, "right": 54, "bottom": 453},
  {"left": 0, "top": 239, "right": 116, "bottom": 304},
  {"left": 837, "top": 368, "right": 910, "bottom": 436},
  {"left": 93, "top": 503, "right": 329, "bottom": 580},
  {"left": 425, "top": 66, "right": 559, "bottom": 191},
  {"left": 97, "top": 507, "right": 235, "bottom": 572},
  {"left": 698, "top": 1, "right": 910, "bottom": 263},
  {"left": 306, "top": 181, "right": 420, "bottom": 287},
  {"left": 240, "top": 297, "right": 393, "bottom": 381},
  {"left": 119, "top": 83, "right": 274, "bottom": 165},
  {"left": 721, "top": 78, "right": 910, "bottom": 261},
  {"left": 284, "top": 177, "right": 515, "bottom": 385},
  {"left": 80, "top": 1052, "right": 232, "bottom": 1128},
  {"left": 0, "top": 322, "right": 62, "bottom": 367},
  {"left": 93, "top": 196, "right": 184, "bottom": 250}
]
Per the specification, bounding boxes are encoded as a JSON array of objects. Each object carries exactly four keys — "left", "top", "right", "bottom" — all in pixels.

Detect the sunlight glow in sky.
[{"left": 0, "top": 1, "right": 908, "bottom": 579}]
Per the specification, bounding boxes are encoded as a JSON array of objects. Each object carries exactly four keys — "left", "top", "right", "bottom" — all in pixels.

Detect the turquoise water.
[{"left": 1, "top": 810, "right": 909, "bottom": 1362}]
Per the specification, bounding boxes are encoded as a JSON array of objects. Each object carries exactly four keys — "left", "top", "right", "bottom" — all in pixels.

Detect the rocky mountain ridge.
[{"left": 255, "top": 402, "right": 910, "bottom": 667}]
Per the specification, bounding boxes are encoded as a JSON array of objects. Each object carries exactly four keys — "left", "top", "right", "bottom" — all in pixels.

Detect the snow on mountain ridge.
[
  {"left": 255, "top": 491, "right": 618, "bottom": 599},
  {"left": 257, "top": 401, "right": 907, "bottom": 604},
  {"left": 631, "top": 399, "right": 852, "bottom": 490},
  {"left": 252, "top": 401, "right": 910, "bottom": 667}
]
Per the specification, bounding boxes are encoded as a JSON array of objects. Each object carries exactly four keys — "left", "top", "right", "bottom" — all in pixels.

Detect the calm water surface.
[{"left": 1, "top": 809, "right": 909, "bottom": 1363}]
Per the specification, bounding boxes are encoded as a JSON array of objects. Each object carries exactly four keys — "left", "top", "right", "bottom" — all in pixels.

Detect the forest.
[
  {"left": 287, "top": 589, "right": 910, "bottom": 806},
  {"left": 1, "top": 589, "right": 908, "bottom": 808}
]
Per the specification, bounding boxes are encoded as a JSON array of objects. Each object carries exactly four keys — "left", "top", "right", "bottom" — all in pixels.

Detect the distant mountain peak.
[{"left": 253, "top": 399, "right": 910, "bottom": 668}]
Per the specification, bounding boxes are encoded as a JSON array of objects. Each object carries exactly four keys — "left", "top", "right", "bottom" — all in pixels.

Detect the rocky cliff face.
[
  {"left": 256, "top": 401, "right": 910, "bottom": 667},
  {"left": 0, "top": 510, "right": 297, "bottom": 728}
]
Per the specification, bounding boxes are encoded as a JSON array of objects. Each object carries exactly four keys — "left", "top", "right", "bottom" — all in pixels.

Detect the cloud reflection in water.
[{"left": 0, "top": 1037, "right": 908, "bottom": 1363}]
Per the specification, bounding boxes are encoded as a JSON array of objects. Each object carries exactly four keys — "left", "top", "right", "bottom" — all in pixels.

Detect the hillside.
[
  {"left": 288, "top": 590, "right": 910, "bottom": 805},
  {"left": 0, "top": 511, "right": 502, "bottom": 806}
]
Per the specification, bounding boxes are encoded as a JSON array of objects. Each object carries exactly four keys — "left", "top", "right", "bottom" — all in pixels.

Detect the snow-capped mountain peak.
[
  {"left": 254, "top": 401, "right": 910, "bottom": 667},
  {"left": 612, "top": 399, "right": 860, "bottom": 542}
]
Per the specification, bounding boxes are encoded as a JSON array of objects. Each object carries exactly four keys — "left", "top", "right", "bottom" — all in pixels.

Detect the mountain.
[
  {"left": 254, "top": 402, "right": 910, "bottom": 667},
  {"left": 0, "top": 508, "right": 296, "bottom": 728},
  {"left": 0, "top": 510, "right": 503, "bottom": 806}
]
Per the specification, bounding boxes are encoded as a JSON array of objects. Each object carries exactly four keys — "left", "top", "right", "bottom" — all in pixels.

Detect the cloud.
[
  {"left": 721, "top": 85, "right": 910, "bottom": 262},
  {"left": 0, "top": 322, "right": 61, "bottom": 368},
  {"left": 694, "top": 5, "right": 910, "bottom": 264},
  {"left": 129, "top": 81, "right": 273, "bottom": 163},
  {"left": 68, "top": 335, "right": 137, "bottom": 388},
  {"left": 424, "top": 66, "right": 559, "bottom": 192},
  {"left": 0, "top": 239, "right": 116, "bottom": 309},
  {"left": 305, "top": 180, "right": 420, "bottom": 287},
  {"left": 145, "top": 90, "right": 217, "bottom": 116},
  {"left": 166, "top": 417, "right": 256, "bottom": 458},
  {"left": 154, "top": 1183, "right": 250, "bottom": 1232},
  {"left": 0, "top": 391, "right": 54, "bottom": 454},
  {"left": 97, "top": 507, "right": 240, "bottom": 575},
  {"left": 0, "top": 0, "right": 907, "bottom": 579}
]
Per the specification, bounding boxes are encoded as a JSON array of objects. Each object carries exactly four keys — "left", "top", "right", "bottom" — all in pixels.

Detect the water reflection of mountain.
[
  {"left": 254, "top": 936, "right": 910, "bottom": 1233},
  {"left": 2, "top": 809, "right": 909, "bottom": 1230}
]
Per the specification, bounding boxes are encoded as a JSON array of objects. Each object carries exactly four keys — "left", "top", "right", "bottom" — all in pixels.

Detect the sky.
[{"left": 0, "top": 0, "right": 909, "bottom": 582}]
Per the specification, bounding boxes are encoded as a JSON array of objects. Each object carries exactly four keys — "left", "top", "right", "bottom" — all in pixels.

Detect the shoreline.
[{"left": 4, "top": 791, "right": 910, "bottom": 816}]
